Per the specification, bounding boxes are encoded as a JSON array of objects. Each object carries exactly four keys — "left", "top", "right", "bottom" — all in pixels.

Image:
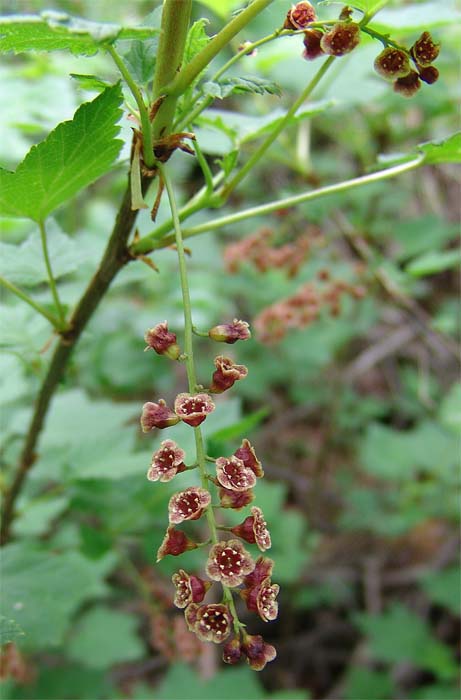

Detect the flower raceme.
[{"left": 141, "top": 318, "right": 279, "bottom": 670}]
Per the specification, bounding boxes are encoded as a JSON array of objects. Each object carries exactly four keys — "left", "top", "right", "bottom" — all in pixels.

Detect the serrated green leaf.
[
  {"left": 67, "top": 607, "right": 144, "bottom": 669},
  {"left": 202, "top": 76, "right": 281, "bottom": 100},
  {"left": 0, "top": 616, "right": 25, "bottom": 646},
  {"left": 183, "top": 19, "right": 209, "bottom": 65},
  {"left": 405, "top": 249, "right": 461, "bottom": 277},
  {"left": 0, "top": 220, "right": 86, "bottom": 286},
  {"left": 117, "top": 8, "right": 162, "bottom": 86},
  {"left": 0, "top": 11, "right": 159, "bottom": 56},
  {"left": 419, "top": 132, "right": 461, "bottom": 165},
  {"left": 0, "top": 544, "right": 109, "bottom": 648},
  {"left": 0, "top": 84, "right": 123, "bottom": 221}
]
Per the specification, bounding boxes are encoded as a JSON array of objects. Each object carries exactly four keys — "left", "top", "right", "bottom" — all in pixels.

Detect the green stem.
[
  {"left": 151, "top": 0, "right": 192, "bottom": 139},
  {"left": 161, "top": 163, "right": 243, "bottom": 624},
  {"left": 38, "top": 220, "right": 66, "bottom": 327},
  {"left": 164, "top": 0, "right": 275, "bottom": 99},
  {"left": 141, "top": 156, "right": 425, "bottom": 252},
  {"left": 107, "top": 45, "right": 154, "bottom": 168},
  {"left": 0, "top": 275, "right": 63, "bottom": 329},
  {"left": 191, "top": 129, "right": 214, "bottom": 193},
  {"left": 219, "top": 55, "right": 336, "bottom": 199}
]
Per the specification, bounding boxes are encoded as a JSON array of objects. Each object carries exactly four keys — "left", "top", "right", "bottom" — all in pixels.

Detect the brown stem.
[{"left": 0, "top": 176, "right": 148, "bottom": 545}]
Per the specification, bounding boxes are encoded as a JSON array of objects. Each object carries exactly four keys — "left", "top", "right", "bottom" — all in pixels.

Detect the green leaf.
[
  {"left": 0, "top": 220, "right": 86, "bottom": 286},
  {"left": 419, "top": 132, "right": 461, "bottom": 165},
  {"left": 117, "top": 8, "right": 162, "bottom": 86},
  {"left": 208, "top": 406, "right": 270, "bottom": 443},
  {"left": 202, "top": 76, "right": 281, "bottom": 100},
  {"left": 0, "top": 616, "right": 25, "bottom": 646},
  {"left": 356, "top": 604, "right": 457, "bottom": 679},
  {"left": 14, "top": 496, "right": 69, "bottom": 537},
  {"left": 67, "top": 607, "right": 144, "bottom": 669},
  {"left": 406, "top": 249, "right": 461, "bottom": 277},
  {"left": 373, "top": 1, "right": 461, "bottom": 33},
  {"left": 439, "top": 383, "right": 461, "bottom": 433},
  {"left": 183, "top": 19, "right": 210, "bottom": 65},
  {"left": 422, "top": 568, "right": 461, "bottom": 615},
  {"left": 0, "top": 544, "right": 109, "bottom": 648},
  {"left": 196, "top": 0, "right": 244, "bottom": 19},
  {"left": 0, "top": 84, "right": 123, "bottom": 221},
  {"left": 153, "top": 663, "right": 265, "bottom": 699},
  {"left": 344, "top": 667, "right": 394, "bottom": 700},
  {"left": 0, "top": 11, "right": 159, "bottom": 56},
  {"left": 70, "top": 73, "right": 112, "bottom": 92},
  {"left": 339, "top": 0, "right": 391, "bottom": 16}
]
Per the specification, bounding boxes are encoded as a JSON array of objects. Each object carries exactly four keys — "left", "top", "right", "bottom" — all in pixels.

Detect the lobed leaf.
[
  {"left": 0, "top": 11, "right": 159, "bottom": 56},
  {"left": 0, "top": 84, "right": 124, "bottom": 221}
]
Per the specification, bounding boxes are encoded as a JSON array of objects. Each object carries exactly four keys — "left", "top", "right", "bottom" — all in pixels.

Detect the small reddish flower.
[
  {"left": 418, "top": 65, "right": 439, "bottom": 84},
  {"left": 209, "top": 356, "right": 248, "bottom": 394},
  {"left": 172, "top": 569, "right": 211, "bottom": 608},
  {"left": 393, "top": 70, "right": 421, "bottom": 97},
  {"left": 168, "top": 487, "right": 211, "bottom": 524},
  {"left": 208, "top": 319, "right": 251, "bottom": 344},
  {"left": 374, "top": 47, "right": 411, "bottom": 80},
  {"left": 230, "top": 507, "right": 272, "bottom": 551},
  {"left": 141, "top": 400, "right": 179, "bottom": 432},
  {"left": 302, "top": 29, "right": 325, "bottom": 60},
  {"left": 185, "top": 603, "right": 233, "bottom": 643},
  {"left": 223, "top": 636, "right": 243, "bottom": 665},
  {"left": 144, "top": 321, "right": 180, "bottom": 360},
  {"left": 147, "top": 440, "right": 186, "bottom": 482},
  {"left": 241, "top": 576, "right": 280, "bottom": 622},
  {"left": 243, "top": 556, "right": 274, "bottom": 589},
  {"left": 241, "top": 632, "right": 277, "bottom": 671},
  {"left": 216, "top": 456, "right": 257, "bottom": 492},
  {"left": 174, "top": 393, "right": 215, "bottom": 427},
  {"left": 234, "top": 439, "right": 264, "bottom": 478},
  {"left": 156, "top": 526, "right": 198, "bottom": 562},
  {"left": 284, "top": 1, "right": 316, "bottom": 30},
  {"left": 206, "top": 539, "right": 255, "bottom": 587},
  {"left": 320, "top": 22, "right": 360, "bottom": 56},
  {"left": 219, "top": 486, "right": 255, "bottom": 510},
  {"left": 410, "top": 31, "right": 440, "bottom": 66}
]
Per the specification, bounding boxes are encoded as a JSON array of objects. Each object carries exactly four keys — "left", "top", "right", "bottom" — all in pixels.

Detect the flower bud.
[
  {"left": 241, "top": 632, "right": 277, "bottom": 671},
  {"left": 141, "top": 400, "right": 179, "bottom": 432},
  {"left": 418, "top": 65, "right": 439, "bottom": 84},
  {"left": 283, "top": 1, "right": 316, "bottom": 30},
  {"left": 393, "top": 70, "right": 421, "bottom": 97},
  {"left": 223, "top": 637, "right": 243, "bottom": 665},
  {"left": 374, "top": 47, "right": 411, "bottom": 80},
  {"left": 410, "top": 31, "right": 440, "bottom": 66},
  {"left": 302, "top": 29, "right": 325, "bottom": 61},
  {"left": 156, "top": 526, "right": 198, "bottom": 561},
  {"left": 320, "top": 22, "right": 360, "bottom": 56},
  {"left": 144, "top": 321, "right": 180, "bottom": 360},
  {"left": 208, "top": 319, "right": 251, "bottom": 344}
]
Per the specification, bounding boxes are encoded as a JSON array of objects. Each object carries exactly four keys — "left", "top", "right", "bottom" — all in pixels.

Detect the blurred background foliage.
[{"left": 0, "top": 0, "right": 459, "bottom": 698}]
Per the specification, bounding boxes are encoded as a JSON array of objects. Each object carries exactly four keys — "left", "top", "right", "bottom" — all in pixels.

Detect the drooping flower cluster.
[
  {"left": 374, "top": 32, "right": 440, "bottom": 96},
  {"left": 141, "top": 318, "right": 279, "bottom": 671},
  {"left": 254, "top": 275, "right": 366, "bottom": 344},
  {"left": 283, "top": 2, "right": 440, "bottom": 98}
]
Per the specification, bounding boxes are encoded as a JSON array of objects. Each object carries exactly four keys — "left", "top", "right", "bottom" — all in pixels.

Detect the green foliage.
[
  {"left": 0, "top": 11, "right": 158, "bottom": 55},
  {"left": 0, "top": 616, "right": 25, "bottom": 646},
  {"left": 0, "top": 84, "right": 123, "bottom": 221},
  {"left": 152, "top": 663, "right": 265, "bottom": 699},
  {"left": 202, "top": 76, "right": 282, "bottom": 100},
  {"left": 421, "top": 567, "right": 461, "bottom": 615},
  {"left": 0, "top": 543, "right": 111, "bottom": 648},
  {"left": 356, "top": 604, "right": 458, "bottom": 679},
  {"left": 343, "top": 667, "right": 395, "bottom": 700},
  {"left": 66, "top": 607, "right": 145, "bottom": 669}
]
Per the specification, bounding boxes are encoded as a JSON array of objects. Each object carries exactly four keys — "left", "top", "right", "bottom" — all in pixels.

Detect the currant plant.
[{"left": 0, "top": 0, "right": 459, "bottom": 679}]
